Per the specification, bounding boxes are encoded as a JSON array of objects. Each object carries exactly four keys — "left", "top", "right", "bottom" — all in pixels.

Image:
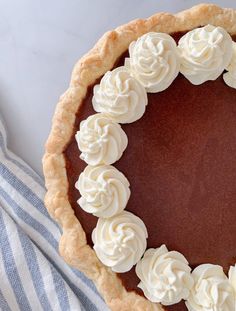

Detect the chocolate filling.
[{"left": 64, "top": 32, "right": 236, "bottom": 311}]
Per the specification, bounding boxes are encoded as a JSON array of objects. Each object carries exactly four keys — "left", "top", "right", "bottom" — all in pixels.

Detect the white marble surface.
[{"left": 0, "top": 0, "right": 235, "bottom": 175}]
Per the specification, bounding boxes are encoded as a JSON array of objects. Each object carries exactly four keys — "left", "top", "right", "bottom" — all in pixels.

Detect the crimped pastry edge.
[{"left": 42, "top": 4, "right": 236, "bottom": 310}]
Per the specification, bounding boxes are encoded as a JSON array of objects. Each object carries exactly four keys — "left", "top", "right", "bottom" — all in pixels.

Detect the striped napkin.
[{"left": 0, "top": 116, "right": 109, "bottom": 311}]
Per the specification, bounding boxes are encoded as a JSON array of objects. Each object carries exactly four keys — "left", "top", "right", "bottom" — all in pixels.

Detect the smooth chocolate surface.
[{"left": 64, "top": 33, "right": 236, "bottom": 311}]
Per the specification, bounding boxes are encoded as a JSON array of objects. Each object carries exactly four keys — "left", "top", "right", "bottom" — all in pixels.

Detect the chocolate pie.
[{"left": 43, "top": 4, "right": 236, "bottom": 310}]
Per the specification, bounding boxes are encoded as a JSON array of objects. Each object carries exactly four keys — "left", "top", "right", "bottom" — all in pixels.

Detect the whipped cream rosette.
[
  {"left": 136, "top": 245, "right": 194, "bottom": 306},
  {"left": 92, "top": 66, "right": 147, "bottom": 123},
  {"left": 186, "top": 264, "right": 235, "bottom": 311},
  {"left": 125, "top": 32, "right": 180, "bottom": 93},
  {"left": 76, "top": 113, "right": 128, "bottom": 166},
  {"left": 178, "top": 25, "right": 233, "bottom": 85},
  {"left": 76, "top": 165, "right": 130, "bottom": 218},
  {"left": 92, "top": 211, "right": 148, "bottom": 273}
]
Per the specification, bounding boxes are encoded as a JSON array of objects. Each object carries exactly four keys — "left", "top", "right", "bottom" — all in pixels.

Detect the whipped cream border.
[{"left": 74, "top": 25, "right": 236, "bottom": 309}]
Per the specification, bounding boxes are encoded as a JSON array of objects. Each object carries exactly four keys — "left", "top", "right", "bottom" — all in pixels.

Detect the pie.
[{"left": 43, "top": 4, "right": 236, "bottom": 311}]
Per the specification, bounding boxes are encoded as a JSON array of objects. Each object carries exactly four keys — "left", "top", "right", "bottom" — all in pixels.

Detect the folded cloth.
[{"left": 0, "top": 116, "right": 109, "bottom": 311}]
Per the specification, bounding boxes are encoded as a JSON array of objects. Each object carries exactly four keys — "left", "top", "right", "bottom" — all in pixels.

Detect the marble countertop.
[{"left": 0, "top": 0, "right": 235, "bottom": 175}]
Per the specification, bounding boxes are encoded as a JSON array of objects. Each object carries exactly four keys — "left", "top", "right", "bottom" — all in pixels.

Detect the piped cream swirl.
[
  {"left": 178, "top": 25, "right": 233, "bottom": 85},
  {"left": 223, "top": 42, "right": 236, "bottom": 89},
  {"left": 125, "top": 32, "right": 180, "bottom": 93},
  {"left": 92, "top": 66, "right": 148, "bottom": 123},
  {"left": 75, "top": 165, "right": 130, "bottom": 218},
  {"left": 186, "top": 264, "right": 235, "bottom": 311},
  {"left": 92, "top": 211, "right": 148, "bottom": 273},
  {"left": 75, "top": 113, "right": 128, "bottom": 166},
  {"left": 135, "top": 245, "right": 194, "bottom": 306}
]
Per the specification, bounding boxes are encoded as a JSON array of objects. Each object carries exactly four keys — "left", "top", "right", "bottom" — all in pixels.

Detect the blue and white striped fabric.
[{"left": 0, "top": 116, "right": 109, "bottom": 311}]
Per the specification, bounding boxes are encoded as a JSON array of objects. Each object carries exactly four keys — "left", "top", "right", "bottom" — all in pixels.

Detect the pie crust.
[{"left": 43, "top": 4, "right": 236, "bottom": 310}]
